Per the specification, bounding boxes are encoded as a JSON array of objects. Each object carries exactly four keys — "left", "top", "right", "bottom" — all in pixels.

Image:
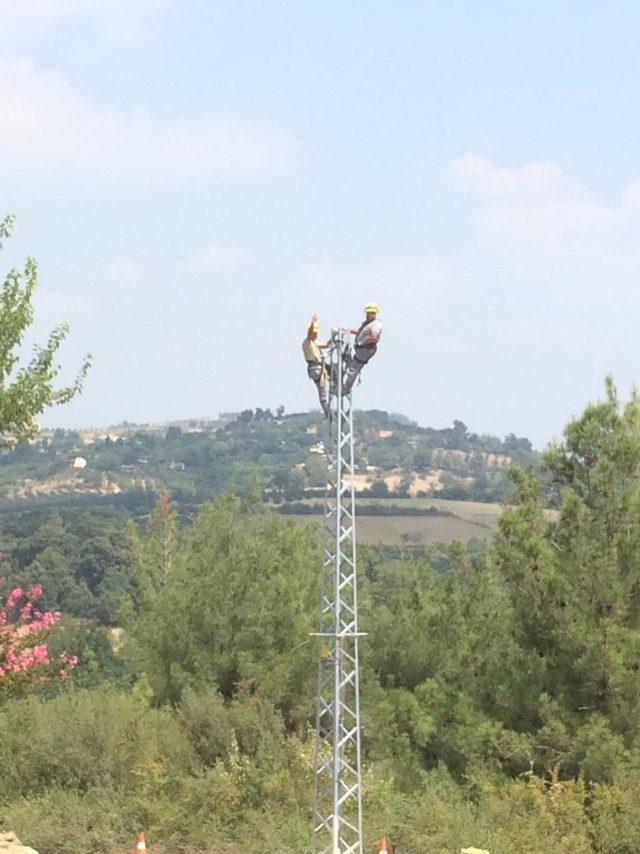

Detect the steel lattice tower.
[{"left": 312, "top": 329, "right": 364, "bottom": 854}]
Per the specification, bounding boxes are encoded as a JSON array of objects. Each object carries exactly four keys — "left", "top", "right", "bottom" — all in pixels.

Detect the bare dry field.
[{"left": 288, "top": 498, "right": 504, "bottom": 544}]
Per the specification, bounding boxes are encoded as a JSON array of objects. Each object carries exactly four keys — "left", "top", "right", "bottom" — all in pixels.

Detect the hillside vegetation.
[
  {"left": 0, "top": 410, "right": 537, "bottom": 515},
  {"left": 3, "top": 382, "right": 640, "bottom": 852}
]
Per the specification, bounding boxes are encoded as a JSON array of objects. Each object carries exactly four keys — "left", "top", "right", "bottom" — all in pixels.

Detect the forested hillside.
[
  {"left": 4, "top": 381, "right": 640, "bottom": 852},
  {"left": 0, "top": 409, "right": 536, "bottom": 517},
  {"left": 0, "top": 409, "right": 538, "bottom": 643}
]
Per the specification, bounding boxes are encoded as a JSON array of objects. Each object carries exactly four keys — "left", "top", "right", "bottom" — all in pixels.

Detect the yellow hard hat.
[
  {"left": 308, "top": 321, "right": 319, "bottom": 333},
  {"left": 365, "top": 302, "right": 379, "bottom": 313}
]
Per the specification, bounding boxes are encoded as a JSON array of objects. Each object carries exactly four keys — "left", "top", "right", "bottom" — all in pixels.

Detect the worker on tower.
[
  {"left": 343, "top": 302, "right": 382, "bottom": 394},
  {"left": 302, "top": 317, "right": 330, "bottom": 416}
]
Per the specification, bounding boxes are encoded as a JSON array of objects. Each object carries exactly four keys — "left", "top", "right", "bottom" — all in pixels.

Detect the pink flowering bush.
[{"left": 0, "top": 582, "right": 78, "bottom": 698}]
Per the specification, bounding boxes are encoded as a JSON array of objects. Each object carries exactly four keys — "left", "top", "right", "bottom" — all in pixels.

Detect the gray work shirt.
[{"left": 355, "top": 319, "right": 382, "bottom": 347}]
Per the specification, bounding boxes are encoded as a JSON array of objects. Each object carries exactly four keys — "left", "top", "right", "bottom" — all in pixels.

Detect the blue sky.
[{"left": 1, "top": 1, "right": 640, "bottom": 446}]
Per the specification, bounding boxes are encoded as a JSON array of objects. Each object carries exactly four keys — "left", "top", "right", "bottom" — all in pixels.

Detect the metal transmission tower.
[{"left": 312, "top": 329, "right": 364, "bottom": 854}]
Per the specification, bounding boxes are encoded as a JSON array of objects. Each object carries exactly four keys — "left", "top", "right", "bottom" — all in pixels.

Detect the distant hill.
[{"left": 0, "top": 409, "right": 538, "bottom": 514}]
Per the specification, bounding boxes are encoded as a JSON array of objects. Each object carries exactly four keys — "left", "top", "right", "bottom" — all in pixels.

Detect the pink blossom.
[
  {"left": 27, "top": 611, "right": 60, "bottom": 633},
  {"left": 6, "top": 587, "right": 23, "bottom": 608},
  {"left": 0, "top": 582, "right": 77, "bottom": 692}
]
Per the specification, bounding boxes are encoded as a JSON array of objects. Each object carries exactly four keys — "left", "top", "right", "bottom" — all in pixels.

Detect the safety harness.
[{"left": 352, "top": 319, "right": 379, "bottom": 365}]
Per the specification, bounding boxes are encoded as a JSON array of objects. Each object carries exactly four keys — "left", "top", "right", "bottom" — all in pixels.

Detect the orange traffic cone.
[
  {"left": 135, "top": 831, "right": 147, "bottom": 851},
  {"left": 379, "top": 837, "right": 388, "bottom": 853}
]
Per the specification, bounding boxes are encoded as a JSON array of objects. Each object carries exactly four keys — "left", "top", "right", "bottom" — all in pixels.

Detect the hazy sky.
[{"left": 1, "top": 1, "right": 640, "bottom": 447}]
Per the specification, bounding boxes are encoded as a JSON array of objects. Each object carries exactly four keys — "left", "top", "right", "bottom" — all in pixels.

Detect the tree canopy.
[
  {"left": 0, "top": 214, "right": 90, "bottom": 445},
  {"left": 5, "top": 380, "right": 640, "bottom": 851}
]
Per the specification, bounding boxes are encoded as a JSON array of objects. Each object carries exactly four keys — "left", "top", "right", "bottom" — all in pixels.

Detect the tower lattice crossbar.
[{"left": 312, "top": 329, "right": 364, "bottom": 854}]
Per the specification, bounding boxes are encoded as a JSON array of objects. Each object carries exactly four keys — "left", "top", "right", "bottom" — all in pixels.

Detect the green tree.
[
  {"left": 441, "top": 378, "right": 640, "bottom": 780},
  {"left": 0, "top": 215, "right": 90, "bottom": 444},
  {"left": 127, "top": 489, "right": 318, "bottom": 724},
  {"left": 413, "top": 447, "right": 432, "bottom": 473}
]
